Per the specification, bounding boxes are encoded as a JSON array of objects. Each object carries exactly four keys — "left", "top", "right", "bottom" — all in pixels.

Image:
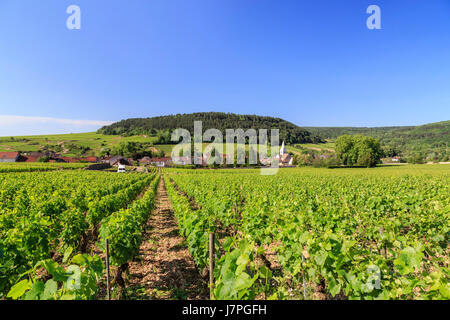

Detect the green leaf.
[
  {"left": 7, "top": 279, "right": 32, "bottom": 300},
  {"left": 314, "top": 250, "right": 328, "bottom": 266},
  {"left": 328, "top": 279, "right": 341, "bottom": 297},
  {"left": 65, "top": 265, "right": 81, "bottom": 291},
  {"left": 42, "top": 279, "right": 58, "bottom": 300},
  {"left": 63, "top": 246, "right": 73, "bottom": 264},
  {"left": 23, "top": 281, "right": 45, "bottom": 300},
  {"left": 394, "top": 246, "right": 423, "bottom": 275},
  {"left": 71, "top": 254, "right": 88, "bottom": 266}
]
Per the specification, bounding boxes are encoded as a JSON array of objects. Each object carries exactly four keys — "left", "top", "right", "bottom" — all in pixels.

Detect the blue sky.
[{"left": 1, "top": 0, "right": 449, "bottom": 135}]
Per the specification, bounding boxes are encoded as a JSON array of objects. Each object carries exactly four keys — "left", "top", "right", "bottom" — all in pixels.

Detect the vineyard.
[
  {"left": 0, "top": 169, "right": 159, "bottom": 299},
  {"left": 0, "top": 162, "right": 90, "bottom": 173},
  {"left": 0, "top": 165, "right": 448, "bottom": 300},
  {"left": 165, "top": 165, "right": 449, "bottom": 300}
]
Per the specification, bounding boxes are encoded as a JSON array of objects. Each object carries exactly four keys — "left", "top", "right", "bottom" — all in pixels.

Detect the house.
[
  {"left": 100, "top": 156, "right": 112, "bottom": 164},
  {"left": 0, "top": 152, "right": 20, "bottom": 162},
  {"left": 149, "top": 157, "right": 172, "bottom": 167},
  {"left": 138, "top": 156, "right": 152, "bottom": 165},
  {"left": 109, "top": 156, "right": 130, "bottom": 166},
  {"left": 80, "top": 156, "right": 98, "bottom": 163},
  {"left": 172, "top": 156, "right": 192, "bottom": 165},
  {"left": 280, "top": 153, "right": 294, "bottom": 166},
  {"left": 21, "top": 155, "right": 41, "bottom": 162},
  {"left": 59, "top": 156, "right": 79, "bottom": 163}
]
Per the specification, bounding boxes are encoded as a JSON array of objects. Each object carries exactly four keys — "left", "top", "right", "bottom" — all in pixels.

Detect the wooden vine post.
[
  {"left": 301, "top": 254, "right": 307, "bottom": 299},
  {"left": 209, "top": 232, "right": 215, "bottom": 300},
  {"left": 106, "top": 238, "right": 111, "bottom": 300}
]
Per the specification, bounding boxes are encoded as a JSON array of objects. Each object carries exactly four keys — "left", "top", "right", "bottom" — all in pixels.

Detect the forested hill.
[
  {"left": 305, "top": 120, "right": 450, "bottom": 158},
  {"left": 97, "top": 112, "right": 323, "bottom": 144}
]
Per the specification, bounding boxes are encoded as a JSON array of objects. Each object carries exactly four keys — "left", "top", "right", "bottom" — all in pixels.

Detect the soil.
[{"left": 125, "top": 178, "right": 209, "bottom": 300}]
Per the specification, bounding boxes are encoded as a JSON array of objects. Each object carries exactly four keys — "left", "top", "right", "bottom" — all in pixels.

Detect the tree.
[
  {"left": 335, "top": 135, "right": 355, "bottom": 166},
  {"left": 407, "top": 153, "right": 426, "bottom": 164},
  {"left": 336, "top": 135, "right": 382, "bottom": 167}
]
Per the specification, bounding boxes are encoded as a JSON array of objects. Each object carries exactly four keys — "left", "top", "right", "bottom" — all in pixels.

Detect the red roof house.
[{"left": 0, "top": 152, "right": 20, "bottom": 162}]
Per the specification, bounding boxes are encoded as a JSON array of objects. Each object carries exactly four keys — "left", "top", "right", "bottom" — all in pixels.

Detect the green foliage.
[
  {"left": 110, "top": 141, "right": 154, "bottom": 159},
  {"left": 306, "top": 120, "right": 450, "bottom": 161},
  {"left": 98, "top": 175, "right": 160, "bottom": 266},
  {"left": 407, "top": 153, "right": 426, "bottom": 164},
  {"left": 7, "top": 251, "right": 104, "bottom": 300},
  {"left": 97, "top": 112, "right": 324, "bottom": 144},
  {"left": 166, "top": 165, "right": 449, "bottom": 300},
  {"left": 0, "top": 170, "right": 152, "bottom": 296},
  {"left": 214, "top": 240, "right": 259, "bottom": 300},
  {"left": 335, "top": 135, "right": 382, "bottom": 167}
]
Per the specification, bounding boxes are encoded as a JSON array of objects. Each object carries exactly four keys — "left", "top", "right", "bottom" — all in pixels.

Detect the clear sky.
[{"left": 1, "top": 0, "right": 449, "bottom": 135}]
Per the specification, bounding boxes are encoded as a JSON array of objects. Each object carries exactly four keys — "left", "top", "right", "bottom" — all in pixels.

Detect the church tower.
[{"left": 280, "top": 141, "right": 287, "bottom": 155}]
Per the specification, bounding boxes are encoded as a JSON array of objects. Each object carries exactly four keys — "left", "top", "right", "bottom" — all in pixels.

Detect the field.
[
  {"left": 0, "top": 164, "right": 448, "bottom": 300},
  {"left": 0, "top": 132, "right": 161, "bottom": 157}
]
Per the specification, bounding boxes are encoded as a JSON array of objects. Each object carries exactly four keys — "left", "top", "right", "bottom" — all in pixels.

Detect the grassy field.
[{"left": 0, "top": 132, "right": 159, "bottom": 157}]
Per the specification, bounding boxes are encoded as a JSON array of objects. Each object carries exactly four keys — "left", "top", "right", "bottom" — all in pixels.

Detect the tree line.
[{"left": 97, "top": 112, "right": 324, "bottom": 144}]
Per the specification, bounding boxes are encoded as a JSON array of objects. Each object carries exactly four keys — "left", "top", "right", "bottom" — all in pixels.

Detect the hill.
[
  {"left": 1, "top": 117, "right": 448, "bottom": 162},
  {"left": 0, "top": 132, "right": 167, "bottom": 158},
  {"left": 305, "top": 120, "right": 450, "bottom": 160},
  {"left": 97, "top": 112, "right": 323, "bottom": 144}
]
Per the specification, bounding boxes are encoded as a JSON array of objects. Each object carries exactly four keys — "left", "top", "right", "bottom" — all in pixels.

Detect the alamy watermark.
[
  {"left": 367, "top": 5, "right": 381, "bottom": 30},
  {"left": 170, "top": 121, "right": 281, "bottom": 175},
  {"left": 66, "top": 5, "right": 81, "bottom": 30},
  {"left": 65, "top": 4, "right": 381, "bottom": 31}
]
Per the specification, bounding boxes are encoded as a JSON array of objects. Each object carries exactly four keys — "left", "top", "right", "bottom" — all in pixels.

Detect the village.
[{"left": 0, "top": 141, "right": 295, "bottom": 168}]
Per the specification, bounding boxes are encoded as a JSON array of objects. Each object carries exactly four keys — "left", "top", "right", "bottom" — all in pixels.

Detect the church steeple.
[{"left": 280, "top": 141, "right": 286, "bottom": 155}]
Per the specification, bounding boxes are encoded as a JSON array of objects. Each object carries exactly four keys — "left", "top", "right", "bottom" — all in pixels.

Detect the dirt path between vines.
[{"left": 126, "top": 178, "right": 208, "bottom": 300}]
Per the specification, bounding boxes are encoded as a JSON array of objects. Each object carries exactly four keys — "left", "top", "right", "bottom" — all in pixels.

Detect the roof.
[
  {"left": 0, "top": 152, "right": 19, "bottom": 160},
  {"left": 22, "top": 155, "right": 41, "bottom": 162},
  {"left": 82, "top": 156, "right": 98, "bottom": 162},
  {"left": 60, "top": 157, "right": 79, "bottom": 163},
  {"left": 150, "top": 157, "right": 172, "bottom": 162},
  {"left": 280, "top": 153, "right": 292, "bottom": 162}
]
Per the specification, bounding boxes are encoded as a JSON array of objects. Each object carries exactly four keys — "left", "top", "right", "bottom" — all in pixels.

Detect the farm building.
[
  {"left": 138, "top": 156, "right": 152, "bottom": 165},
  {"left": 80, "top": 156, "right": 98, "bottom": 163},
  {"left": 149, "top": 157, "right": 172, "bottom": 167},
  {"left": 109, "top": 156, "right": 131, "bottom": 166},
  {"left": 171, "top": 156, "right": 192, "bottom": 165},
  {"left": 0, "top": 152, "right": 20, "bottom": 162},
  {"left": 59, "top": 156, "right": 79, "bottom": 163},
  {"left": 21, "top": 155, "right": 41, "bottom": 162}
]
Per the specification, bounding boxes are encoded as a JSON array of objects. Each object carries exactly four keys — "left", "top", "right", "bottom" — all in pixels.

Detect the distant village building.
[
  {"left": 275, "top": 141, "right": 294, "bottom": 166},
  {"left": 0, "top": 152, "right": 19, "bottom": 162},
  {"left": 172, "top": 156, "right": 192, "bottom": 166},
  {"left": 21, "top": 155, "right": 41, "bottom": 162},
  {"left": 138, "top": 156, "right": 152, "bottom": 166},
  {"left": 59, "top": 156, "right": 79, "bottom": 163},
  {"left": 108, "top": 156, "right": 130, "bottom": 166},
  {"left": 80, "top": 156, "right": 98, "bottom": 163},
  {"left": 149, "top": 157, "right": 172, "bottom": 167}
]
